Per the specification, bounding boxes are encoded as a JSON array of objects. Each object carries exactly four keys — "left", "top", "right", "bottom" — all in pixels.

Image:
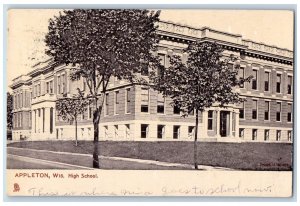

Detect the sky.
[{"left": 6, "top": 9, "right": 294, "bottom": 90}]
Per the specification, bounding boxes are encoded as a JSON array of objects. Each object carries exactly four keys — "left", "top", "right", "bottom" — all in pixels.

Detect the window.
[
  {"left": 276, "top": 130, "right": 281, "bottom": 141},
  {"left": 34, "top": 110, "right": 37, "bottom": 133},
  {"left": 252, "top": 100, "right": 258, "bottom": 119},
  {"left": 104, "top": 126, "right": 108, "bottom": 138},
  {"left": 264, "top": 101, "right": 270, "bottom": 120},
  {"left": 61, "top": 74, "right": 65, "bottom": 93},
  {"left": 34, "top": 85, "right": 37, "bottom": 97},
  {"left": 89, "top": 105, "right": 92, "bottom": 119},
  {"left": 173, "top": 105, "right": 180, "bottom": 115},
  {"left": 232, "top": 112, "right": 236, "bottom": 136},
  {"left": 81, "top": 128, "right": 84, "bottom": 138},
  {"left": 20, "top": 93, "right": 23, "bottom": 107},
  {"left": 57, "top": 76, "right": 61, "bottom": 94},
  {"left": 238, "top": 102, "right": 245, "bottom": 119},
  {"left": 276, "top": 102, "right": 281, "bottom": 121},
  {"left": 252, "top": 69, "right": 258, "bottom": 90},
  {"left": 141, "top": 64, "right": 149, "bottom": 76},
  {"left": 188, "top": 126, "right": 195, "bottom": 138},
  {"left": 276, "top": 74, "right": 281, "bottom": 93},
  {"left": 20, "top": 113, "right": 22, "bottom": 127},
  {"left": 46, "top": 82, "right": 49, "bottom": 93},
  {"left": 114, "top": 125, "right": 118, "bottom": 138},
  {"left": 158, "top": 54, "right": 166, "bottom": 77},
  {"left": 288, "top": 131, "right": 292, "bottom": 141},
  {"left": 88, "top": 128, "right": 91, "bottom": 138},
  {"left": 50, "top": 108, "right": 54, "bottom": 133},
  {"left": 125, "top": 124, "right": 130, "bottom": 138},
  {"left": 141, "top": 124, "right": 149, "bottom": 138},
  {"left": 157, "top": 93, "right": 165, "bottom": 114},
  {"left": 239, "top": 128, "right": 244, "bottom": 139},
  {"left": 82, "top": 107, "right": 86, "bottom": 120},
  {"left": 157, "top": 125, "right": 165, "bottom": 139},
  {"left": 159, "top": 54, "right": 166, "bottom": 66},
  {"left": 105, "top": 93, "right": 109, "bottom": 115},
  {"left": 29, "top": 111, "right": 31, "bottom": 127},
  {"left": 238, "top": 67, "right": 245, "bottom": 88},
  {"left": 115, "top": 91, "right": 119, "bottom": 115},
  {"left": 50, "top": 81, "right": 53, "bottom": 94},
  {"left": 264, "top": 71, "right": 270, "bottom": 91},
  {"left": 287, "top": 103, "right": 292, "bottom": 122},
  {"left": 173, "top": 126, "right": 180, "bottom": 139},
  {"left": 208, "top": 110, "right": 214, "bottom": 130},
  {"left": 42, "top": 108, "right": 45, "bottom": 133},
  {"left": 264, "top": 129, "right": 269, "bottom": 141},
  {"left": 252, "top": 129, "right": 257, "bottom": 140},
  {"left": 141, "top": 88, "right": 149, "bottom": 113},
  {"left": 126, "top": 88, "right": 131, "bottom": 113},
  {"left": 287, "top": 76, "right": 292, "bottom": 94},
  {"left": 38, "top": 84, "right": 41, "bottom": 96}
]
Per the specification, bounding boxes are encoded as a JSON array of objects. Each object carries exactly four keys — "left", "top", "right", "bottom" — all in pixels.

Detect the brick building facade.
[{"left": 10, "top": 21, "right": 294, "bottom": 142}]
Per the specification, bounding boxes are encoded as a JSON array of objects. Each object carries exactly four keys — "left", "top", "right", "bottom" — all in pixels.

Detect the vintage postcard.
[{"left": 6, "top": 9, "right": 294, "bottom": 197}]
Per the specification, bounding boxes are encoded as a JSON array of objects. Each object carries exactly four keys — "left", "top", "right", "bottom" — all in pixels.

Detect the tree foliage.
[
  {"left": 55, "top": 90, "right": 90, "bottom": 124},
  {"left": 45, "top": 9, "right": 162, "bottom": 167},
  {"left": 45, "top": 9, "right": 161, "bottom": 98},
  {"left": 151, "top": 41, "right": 252, "bottom": 114},
  {"left": 150, "top": 41, "right": 252, "bottom": 169}
]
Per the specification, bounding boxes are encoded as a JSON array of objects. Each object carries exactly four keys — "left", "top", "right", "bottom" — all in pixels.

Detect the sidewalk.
[{"left": 7, "top": 147, "right": 234, "bottom": 170}]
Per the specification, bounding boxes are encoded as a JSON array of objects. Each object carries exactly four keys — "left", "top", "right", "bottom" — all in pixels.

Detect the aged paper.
[{"left": 6, "top": 9, "right": 294, "bottom": 197}]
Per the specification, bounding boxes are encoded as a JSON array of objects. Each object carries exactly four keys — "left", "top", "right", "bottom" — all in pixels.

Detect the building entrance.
[{"left": 220, "top": 111, "right": 230, "bottom": 137}]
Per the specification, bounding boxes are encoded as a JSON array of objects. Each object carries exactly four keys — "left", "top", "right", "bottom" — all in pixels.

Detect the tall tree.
[
  {"left": 7, "top": 92, "right": 13, "bottom": 130},
  {"left": 56, "top": 90, "right": 90, "bottom": 146},
  {"left": 45, "top": 9, "right": 161, "bottom": 168},
  {"left": 150, "top": 41, "right": 252, "bottom": 170}
]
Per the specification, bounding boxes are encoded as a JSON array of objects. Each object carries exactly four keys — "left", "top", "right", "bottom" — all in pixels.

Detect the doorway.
[{"left": 220, "top": 111, "right": 230, "bottom": 137}]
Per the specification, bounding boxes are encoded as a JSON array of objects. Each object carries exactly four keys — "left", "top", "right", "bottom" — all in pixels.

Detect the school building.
[{"left": 10, "top": 20, "right": 294, "bottom": 142}]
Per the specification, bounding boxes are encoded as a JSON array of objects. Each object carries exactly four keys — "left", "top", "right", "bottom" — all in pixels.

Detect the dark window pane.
[
  {"left": 264, "top": 111, "right": 269, "bottom": 120},
  {"left": 264, "top": 130, "right": 269, "bottom": 141},
  {"left": 208, "top": 119, "right": 213, "bottom": 130},
  {"left": 288, "top": 85, "right": 292, "bottom": 94},
  {"left": 174, "top": 105, "right": 180, "bottom": 114},
  {"left": 288, "top": 113, "right": 292, "bottom": 122},
  {"left": 252, "top": 129, "right": 257, "bottom": 140},
  {"left": 141, "top": 65, "right": 149, "bottom": 76},
  {"left": 141, "top": 124, "right": 148, "bottom": 138},
  {"left": 157, "top": 105, "right": 164, "bottom": 114},
  {"left": 141, "top": 105, "right": 149, "bottom": 113},
  {"left": 276, "top": 112, "right": 281, "bottom": 121},
  {"left": 239, "top": 109, "right": 244, "bottom": 119},
  {"left": 252, "top": 80, "right": 257, "bottom": 90},
  {"left": 173, "top": 126, "right": 180, "bottom": 139},
  {"left": 276, "top": 130, "right": 281, "bottom": 141},
  {"left": 239, "top": 128, "right": 244, "bottom": 138},
  {"left": 265, "top": 81, "right": 269, "bottom": 91},
  {"left": 157, "top": 125, "right": 164, "bottom": 139},
  {"left": 276, "top": 82, "right": 281, "bottom": 93},
  {"left": 252, "top": 110, "right": 257, "bottom": 119}
]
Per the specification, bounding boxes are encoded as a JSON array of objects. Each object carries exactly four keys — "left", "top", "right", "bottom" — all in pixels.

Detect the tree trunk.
[
  {"left": 194, "top": 109, "right": 199, "bottom": 170},
  {"left": 93, "top": 108, "right": 100, "bottom": 168},
  {"left": 75, "top": 119, "right": 78, "bottom": 146}
]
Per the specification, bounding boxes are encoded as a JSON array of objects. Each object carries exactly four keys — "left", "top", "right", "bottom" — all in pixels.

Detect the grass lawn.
[{"left": 8, "top": 141, "right": 293, "bottom": 170}]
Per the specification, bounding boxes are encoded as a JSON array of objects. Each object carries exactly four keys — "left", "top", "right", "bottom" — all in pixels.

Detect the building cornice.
[{"left": 157, "top": 21, "right": 293, "bottom": 66}]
